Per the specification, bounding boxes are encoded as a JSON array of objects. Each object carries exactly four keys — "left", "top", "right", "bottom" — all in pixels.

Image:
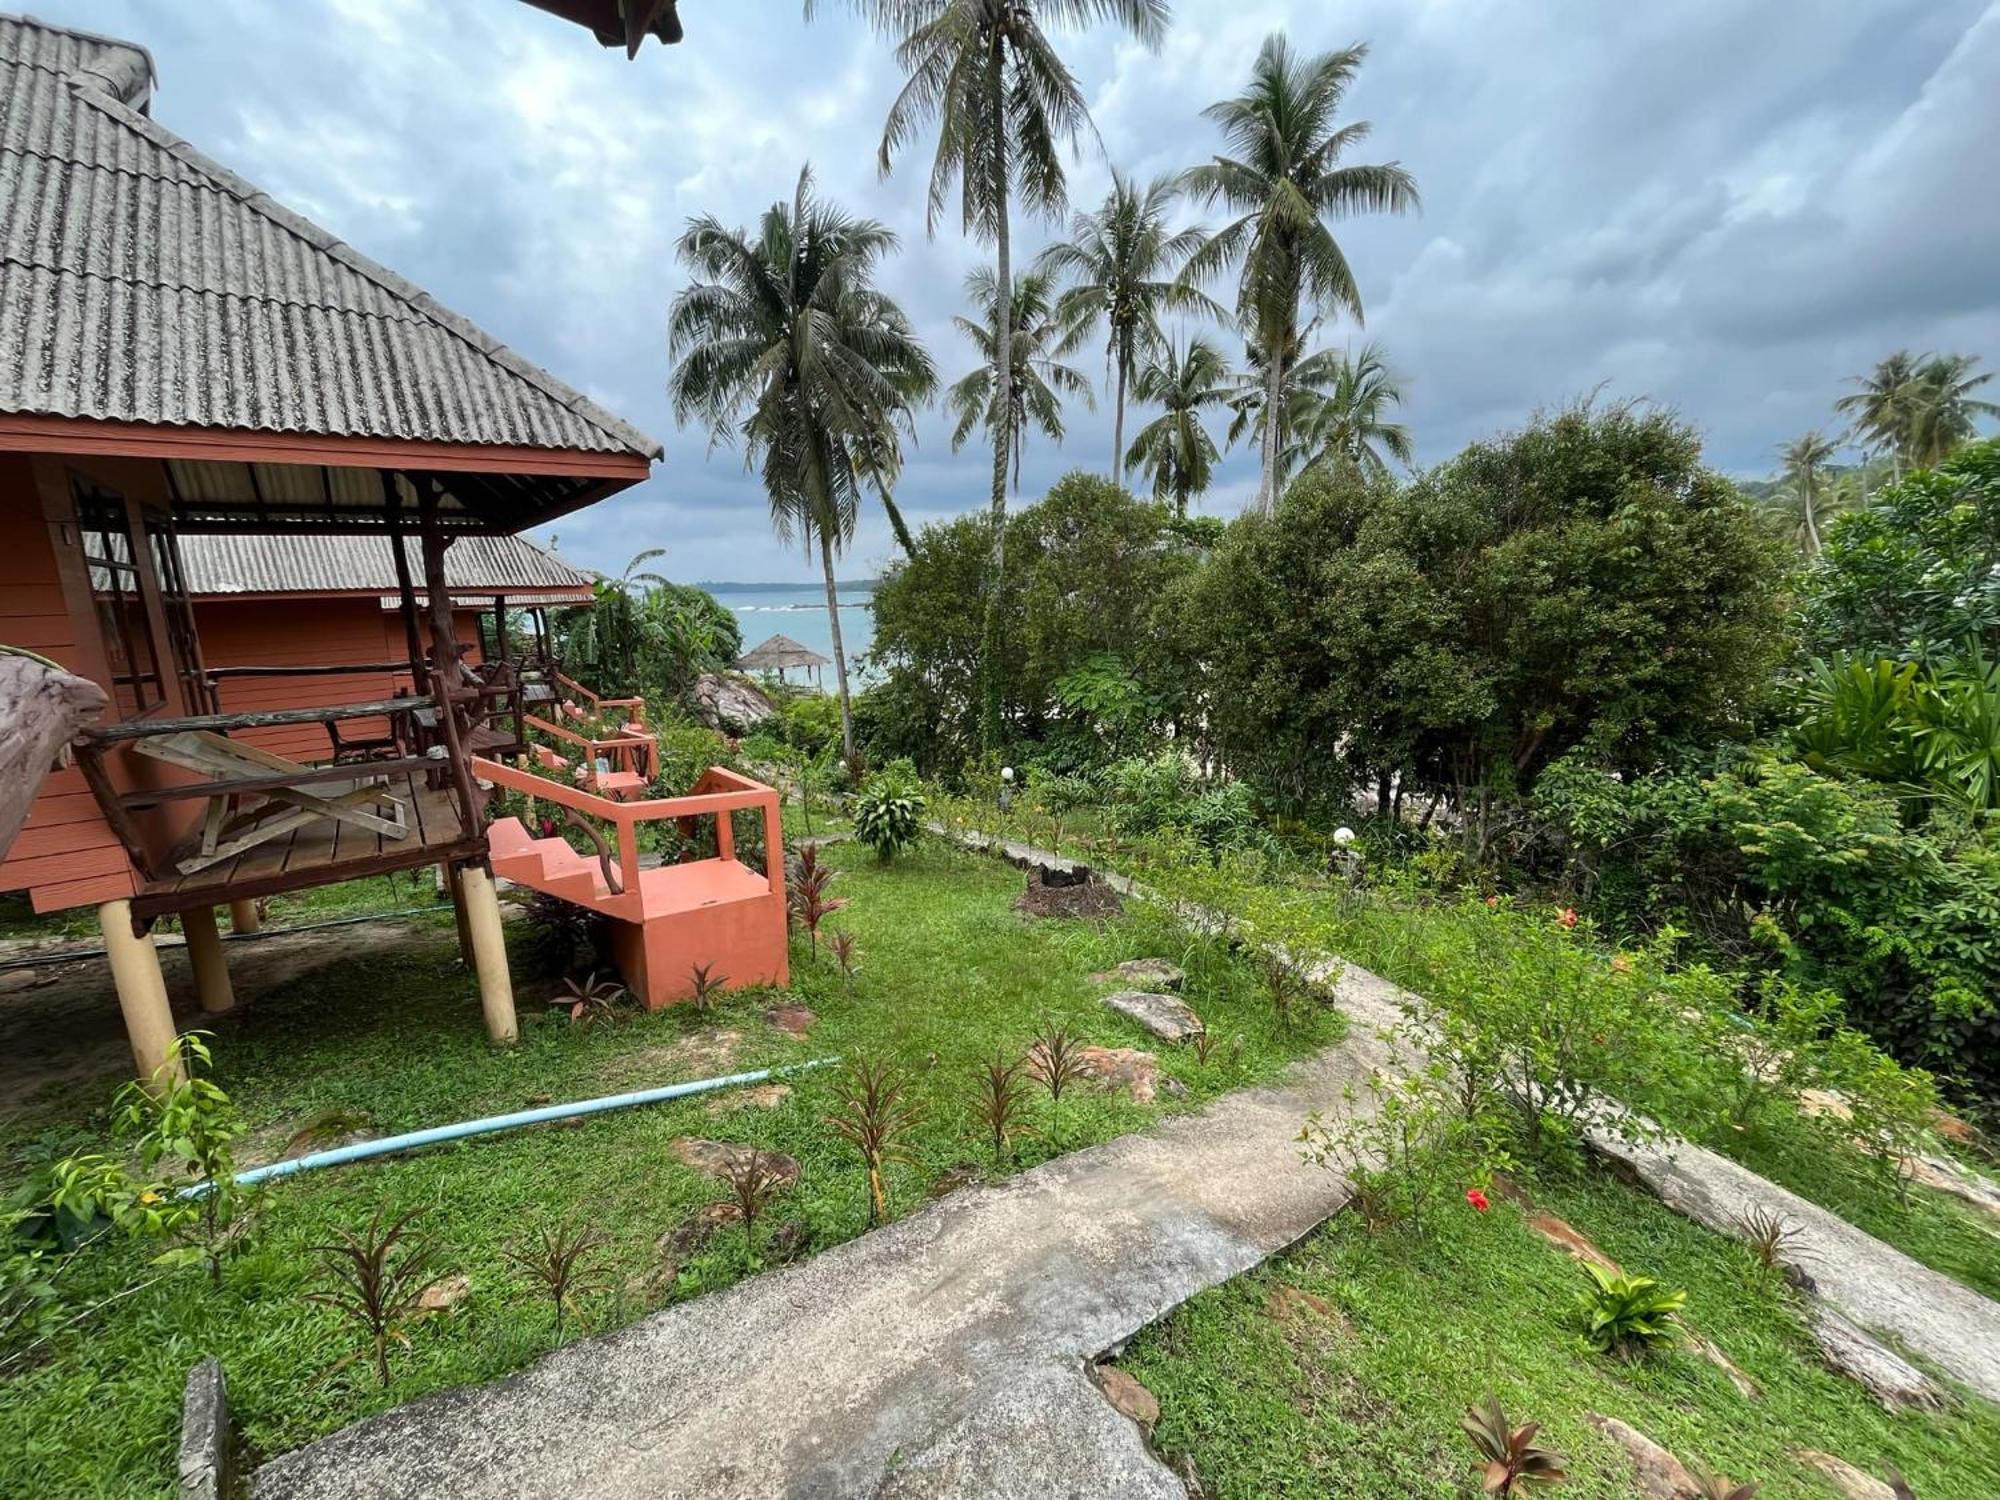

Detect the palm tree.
[
  {"left": 1288, "top": 341, "right": 1411, "bottom": 480},
  {"left": 1835, "top": 350, "right": 1922, "bottom": 478},
  {"left": 1181, "top": 35, "right": 1418, "bottom": 513},
  {"left": 1776, "top": 430, "right": 1840, "bottom": 557},
  {"left": 1034, "top": 172, "right": 1219, "bottom": 478},
  {"left": 945, "top": 267, "right": 1093, "bottom": 492},
  {"left": 668, "top": 167, "right": 937, "bottom": 764},
  {"left": 1907, "top": 353, "right": 1999, "bottom": 469},
  {"left": 1124, "top": 336, "right": 1230, "bottom": 517},
  {"left": 829, "top": 0, "right": 1171, "bottom": 750}
]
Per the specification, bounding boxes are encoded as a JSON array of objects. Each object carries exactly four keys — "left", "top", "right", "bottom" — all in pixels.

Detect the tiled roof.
[
  {"left": 178, "top": 532, "right": 594, "bottom": 601},
  {"left": 0, "top": 13, "right": 662, "bottom": 459}
]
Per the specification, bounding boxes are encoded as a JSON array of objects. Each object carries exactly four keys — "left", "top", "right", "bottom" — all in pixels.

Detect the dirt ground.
[{"left": 0, "top": 919, "right": 457, "bottom": 1116}]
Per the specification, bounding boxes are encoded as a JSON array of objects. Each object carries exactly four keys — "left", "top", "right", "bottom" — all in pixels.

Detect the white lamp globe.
[
  {"left": 1001, "top": 766, "right": 1015, "bottom": 783},
  {"left": 1332, "top": 826, "right": 1357, "bottom": 846}
]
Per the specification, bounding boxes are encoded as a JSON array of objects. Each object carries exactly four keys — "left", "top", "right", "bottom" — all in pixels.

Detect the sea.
[{"left": 702, "top": 580, "right": 877, "bottom": 686}]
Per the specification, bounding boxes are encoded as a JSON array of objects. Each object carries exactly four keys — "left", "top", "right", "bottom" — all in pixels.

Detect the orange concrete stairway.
[{"left": 477, "top": 758, "right": 789, "bottom": 1008}]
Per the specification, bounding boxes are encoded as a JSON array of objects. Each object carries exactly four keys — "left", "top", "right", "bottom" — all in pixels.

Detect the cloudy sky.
[{"left": 41, "top": 0, "right": 2000, "bottom": 583}]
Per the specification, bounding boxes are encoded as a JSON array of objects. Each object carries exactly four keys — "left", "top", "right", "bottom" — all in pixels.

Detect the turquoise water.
[{"left": 704, "top": 582, "right": 876, "bottom": 684}]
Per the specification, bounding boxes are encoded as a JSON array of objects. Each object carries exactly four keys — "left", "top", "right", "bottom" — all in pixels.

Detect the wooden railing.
[
  {"left": 524, "top": 712, "right": 657, "bottom": 783},
  {"left": 474, "top": 757, "right": 782, "bottom": 919},
  {"left": 76, "top": 696, "right": 470, "bottom": 881}
]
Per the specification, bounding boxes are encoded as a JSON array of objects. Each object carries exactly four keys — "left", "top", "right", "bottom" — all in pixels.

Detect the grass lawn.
[
  {"left": 0, "top": 836, "right": 1335, "bottom": 1497},
  {"left": 1123, "top": 1161, "right": 2000, "bottom": 1499}
]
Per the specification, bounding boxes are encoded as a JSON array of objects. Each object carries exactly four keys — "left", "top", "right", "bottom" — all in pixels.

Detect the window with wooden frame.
[{"left": 74, "top": 482, "right": 164, "bottom": 716}]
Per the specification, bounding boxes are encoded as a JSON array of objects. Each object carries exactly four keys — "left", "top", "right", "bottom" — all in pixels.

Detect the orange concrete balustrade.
[
  {"left": 522, "top": 712, "right": 656, "bottom": 799},
  {"left": 474, "top": 755, "right": 788, "bottom": 1008}
]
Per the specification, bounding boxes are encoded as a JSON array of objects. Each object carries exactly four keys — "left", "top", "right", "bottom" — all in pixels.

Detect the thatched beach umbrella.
[{"left": 736, "top": 634, "right": 830, "bottom": 687}]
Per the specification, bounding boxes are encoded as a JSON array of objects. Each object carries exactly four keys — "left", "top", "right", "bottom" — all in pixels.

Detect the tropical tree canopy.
[
  {"left": 1836, "top": 350, "right": 1998, "bottom": 474},
  {"left": 946, "top": 267, "right": 1094, "bottom": 491},
  {"left": 1229, "top": 339, "right": 1411, "bottom": 484},
  {"left": 1181, "top": 34, "right": 1418, "bottom": 511},
  {"left": 1125, "top": 336, "right": 1232, "bottom": 516},
  {"left": 1035, "top": 171, "right": 1219, "bottom": 475},
  {"left": 667, "top": 165, "right": 937, "bottom": 756}
]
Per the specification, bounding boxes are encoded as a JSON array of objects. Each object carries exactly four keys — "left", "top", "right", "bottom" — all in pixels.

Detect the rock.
[
  {"left": 669, "top": 1138, "right": 801, "bottom": 1185},
  {"left": 705, "top": 1083, "right": 793, "bottom": 1116},
  {"left": 927, "top": 1163, "right": 983, "bottom": 1200},
  {"left": 1794, "top": 1450, "right": 1900, "bottom": 1500},
  {"left": 1800, "top": 1088, "right": 1856, "bottom": 1123},
  {"left": 1028, "top": 1042, "right": 1159, "bottom": 1103},
  {"left": 1585, "top": 1413, "right": 1700, "bottom": 1500},
  {"left": 178, "top": 1357, "right": 229, "bottom": 1500},
  {"left": 417, "top": 1275, "right": 470, "bottom": 1315},
  {"left": 1525, "top": 1212, "right": 1622, "bottom": 1273},
  {"left": 658, "top": 1200, "right": 743, "bottom": 1260},
  {"left": 689, "top": 672, "right": 776, "bottom": 736},
  {"left": 764, "top": 1003, "right": 817, "bottom": 1039},
  {"left": 766, "top": 1220, "right": 809, "bottom": 1262},
  {"left": 1685, "top": 1330, "right": 1762, "bottom": 1399},
  {"left": 1091, "top": 1365, "right": 1159, "bottom": 1427},
  {"left": 1806, "top": 1304, "right": 1947, "bottom": 1412},
  {"left": 1091, "top": 959, "right": 1184, "bottom": 992},
  {"left": 1931, "top": 1110, "right": 1983, "bottom": 1148},
  {"left": 1901, "top": 1152, "right": 2000, "bottom": 1220},
  {"left": 1101, "top": 990, "right": 1204, "bottom": 1043},
  {"left": 1161, "top": 1076, "right": 1189, "bottom": 1101}
]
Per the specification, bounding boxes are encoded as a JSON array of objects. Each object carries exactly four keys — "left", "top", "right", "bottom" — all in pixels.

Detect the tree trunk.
[
  {"left": 1803, "top": 483, "right": 1822, "bottom": 557},
  {"left": 1259, "top": 347, "right": 1284, "bottom": 513},
  {"left": 977, "top": 49, "right": 1012, "bottom": 755},
  {"left": 0, "top": 651, "right": 107, "bottom": 862},
  {"left": 1112, "top": 354, "right": 1126, "bottom": 485},
  {"left": 820, "top": 527, "right": 857, "bottom": 766}
]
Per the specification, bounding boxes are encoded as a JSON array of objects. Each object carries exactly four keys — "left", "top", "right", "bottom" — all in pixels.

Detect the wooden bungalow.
[{"left": 0, "top": 15, "right": 787, "bottom": 1082}]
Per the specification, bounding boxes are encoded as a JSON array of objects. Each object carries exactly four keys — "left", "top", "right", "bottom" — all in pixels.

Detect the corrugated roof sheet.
[
  {"left": 178, "top": 532, "right": 595, "bottom": 600},
  {"left": 0, "top": 13, "right": 662, "bottom": 460}
]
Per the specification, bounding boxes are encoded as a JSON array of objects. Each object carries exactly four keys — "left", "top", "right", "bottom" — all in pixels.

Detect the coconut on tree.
[
  {"left": 1181, "top": 34, "right": 1418, "bottom": 513},
  {"left": 667, "top": 166, "right": 936, "bottom": 765},
  {"left": 828, "top": 0, "right": 1172, "bottom": 750}
]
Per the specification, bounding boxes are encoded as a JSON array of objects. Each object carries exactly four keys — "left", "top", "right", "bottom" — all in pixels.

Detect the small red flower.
[
  {"left": 1484, "top": 894, "right": 1500, "bottom": 909},
  {"left": 1557, "top": 907, "right": 1579, "bottom": 929},
  {"left": 1465, "top": 1188, "right": 1490, "bottom": 1212}
]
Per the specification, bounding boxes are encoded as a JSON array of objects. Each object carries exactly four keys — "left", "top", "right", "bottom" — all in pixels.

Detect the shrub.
[
  {"left": 852, "top": 765, "right": 926, "bottom": 862},
  {"left": 969, "top": 1053, "right": 1032, "bottom": 1167},
  {"left": 553, "top": 971, "right": 627, "bottom": 1026},
  {"left": 112, "top": 1035, "right": 251, "bottom": 1285},
  {"left": 1460, "top": 1392, "right": 1567, "bottom": 1494},
  {"left": 787, "top": 844, "right": 847, "bottom": 956},
  {"left": 826, "top": 1059, "right": 923, "bottom": 1226},
  {"left": 1575, "top": 1263, "right": 1685, "bottom": 1357},
  {"left": 505, "top": 1214, "right": 612, "bottom": 1343},
  {"left": 306, "top": 1206, "right": 446, "bottom": 1387}
]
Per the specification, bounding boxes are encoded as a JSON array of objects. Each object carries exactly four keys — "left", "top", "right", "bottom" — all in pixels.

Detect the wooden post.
[
  {"left": 417, "top": 480, "right": 483, "bottom": 841},
  {"left": 458, "top": 863, "right": 517, "bottom": 1043},
  {"left": 228, "top": 898, "right": 261, "bottom": 934},
  {"left": 181, "top": 905, "right": 235, "bottom": 1014},
  {"left": 99, "top": 899, "right": 184, "bottom": 1087},
  {"left": 443, "top": 860, "right": 474, "bottom": 967},
  {"left": 384, "top": 474, "right": 428, "bottom": 695}
]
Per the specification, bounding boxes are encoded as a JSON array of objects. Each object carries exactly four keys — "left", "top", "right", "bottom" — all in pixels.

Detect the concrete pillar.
[
  {"left": 443, "top": 861, "right": 474, "bottom": 967},
  {"left": 227, "top": 898, "right": 261, "bottom": 935},
  {"left": 98, "top": 899, "right": 184, "bottom": 1088},
  {"left": 181, "top": 905, "right": 235, "bottom": 1015},
  {"left": 458, "top": 864, "right": 517, "bottom": 1044}
]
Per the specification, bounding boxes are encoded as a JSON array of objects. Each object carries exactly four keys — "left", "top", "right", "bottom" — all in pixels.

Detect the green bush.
[
  {"left": 1575, "top": 1264, "right": 1685, "bottom": 1357},
  {"left": 777, "top": 693, "right": 844, "bottom": 756},
  {"left": 852, "top": 764, "right": 926, "bottom": 862}
]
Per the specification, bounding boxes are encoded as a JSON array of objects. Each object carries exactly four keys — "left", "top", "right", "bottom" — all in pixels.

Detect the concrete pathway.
[{"left": 253, "top": 973, "right": 1410, "bottom": 1499}]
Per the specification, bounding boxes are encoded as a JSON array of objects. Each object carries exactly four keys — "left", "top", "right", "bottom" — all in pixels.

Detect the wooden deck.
[{"left": 133, "top": 772, "right": 483, "bottom": 920}]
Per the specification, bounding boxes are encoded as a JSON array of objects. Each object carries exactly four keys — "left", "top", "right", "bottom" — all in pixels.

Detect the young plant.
[
  {"left": 852, "top": 767, "right": 926, "bottom": 861},
  {"left": 306, "top": 1206, "right": 446, "bottom": 1387},
  {"left": 1737, "top": 1205, "right": 1806, "bottom": 1274},
  {"left": 969, "top": 1053, "right": 1032, "bottom": 1168},
  {"left": 1460, "top": 1392, "right": 1567, "bottom": 1494},
  {"left": 1261, "top": 954, "right": 1301, "bottom": 1031},
  {"left": 1190, "top": 1029, "right": 1219, "bottom": 1069},
  {"left": 1693, "top": 1474, "right": 1759, "bottom": 1500},
  {"left": 721, "top": 1147, "right": 789, "bottom": 1252},
  {"left": 829, "top": 929, "right": 860, "bottom": 984},
  {"left": 688, "top": 961, "right": 728, "bottom": 1013},
  {"left": 1028, "top": 1021, "right": 1089, "bottom": 1141},
  {"left": 1576, "top": 1263, "right": 1686, "bottom": 1357},
  {"left": 113, "top": 1034, "right": 250, "bottom": 1284},
  {"left": 827, "top": 1059, "right": 924, "bottom": 1226},
  {"left": 554, "top": 970, "right": 627, "bottom": 1026},
  {"left": 788, "top": 844, "right": 848, "bottom": 957},
  {"left": 506, "top": 1214, "right": 613, "bottom": 1343}
]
